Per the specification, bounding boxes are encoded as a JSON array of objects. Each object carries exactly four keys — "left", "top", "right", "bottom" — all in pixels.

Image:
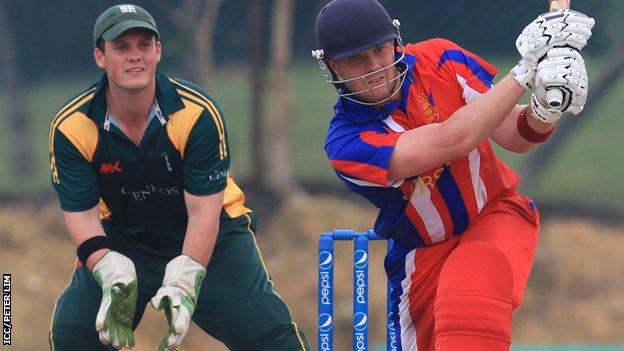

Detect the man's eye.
[{"left": 347, "top": 55, "right": 360, "bottom": 62}]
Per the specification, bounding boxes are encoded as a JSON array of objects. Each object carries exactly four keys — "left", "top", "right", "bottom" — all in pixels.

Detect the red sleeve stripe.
[
  {"left": 358, "top": 131, "right": 402, "bottom": 147},
  {"left": 331, "top": 160, "right": 388, "bottom": 186}
]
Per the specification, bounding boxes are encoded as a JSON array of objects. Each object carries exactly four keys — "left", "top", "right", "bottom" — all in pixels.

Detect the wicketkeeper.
[
  {"left": 313, "top": 0, "right": 594, "bottom": 350},
  {"left": 48, "top": 4, "right": 309, "bottom": 350}
]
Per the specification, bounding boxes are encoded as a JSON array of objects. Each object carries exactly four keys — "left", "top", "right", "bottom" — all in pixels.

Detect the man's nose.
[
  {"left": 128, "top": 46, "right": 142, "bottom": 60},
  {"left": 365, "top": 55, "right": 384, "bottom": 73}
]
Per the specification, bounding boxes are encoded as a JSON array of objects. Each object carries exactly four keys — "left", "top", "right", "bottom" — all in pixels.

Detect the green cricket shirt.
[{"left": 49, "top": 72, "right": 251, "bottom": 245}]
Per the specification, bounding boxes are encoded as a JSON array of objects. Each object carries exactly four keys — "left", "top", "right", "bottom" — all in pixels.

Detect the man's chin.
[
  {"left": 119, "top": 80, "right": 152, "bottom": 93},
  {"left": 366, "top": 88, "right": 394, "bottom": 104}
]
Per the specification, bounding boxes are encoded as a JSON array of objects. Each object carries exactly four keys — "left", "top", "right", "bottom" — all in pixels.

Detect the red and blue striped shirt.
[{"left": 325, "top": 38, "right": 519, "bottom": 248}]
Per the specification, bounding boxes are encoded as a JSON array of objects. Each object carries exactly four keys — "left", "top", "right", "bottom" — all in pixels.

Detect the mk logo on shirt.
[{"left": 99, "top": 161, "right": 123, "bottom": 174}]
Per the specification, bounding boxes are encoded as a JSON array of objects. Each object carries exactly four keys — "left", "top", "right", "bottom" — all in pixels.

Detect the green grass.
[{"left": 2, "top": 58, "right": 624, "bottom": 214}]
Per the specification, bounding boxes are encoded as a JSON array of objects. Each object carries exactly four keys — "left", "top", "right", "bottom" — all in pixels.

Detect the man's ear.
[
  {"left": 94, "top": 47, "right": 106, "bottom": 69},
  {"left": 155, "top": 40, "right": 162, "bottom": 64},
  {"left": 328, "top": 59, "right": 338, "bottom": 72}
]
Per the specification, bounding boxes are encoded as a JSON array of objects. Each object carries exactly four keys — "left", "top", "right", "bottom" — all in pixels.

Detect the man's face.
[
  {"left": 329, "top": 41, "right": 399, "bottom": 104},
  {"left": 94, "top": 28, "right": 161, "bottom": 93}
]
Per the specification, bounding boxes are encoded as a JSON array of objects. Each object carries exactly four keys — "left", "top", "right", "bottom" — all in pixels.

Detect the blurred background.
[{"left": 0, "top": 0, "right": 623, "bottom": 350}]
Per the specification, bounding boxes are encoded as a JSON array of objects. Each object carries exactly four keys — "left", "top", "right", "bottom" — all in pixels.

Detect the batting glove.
[
  {"left": 151, "top": 255, "right": 206, "bottom": 351},
  {"left": 92, "top": 251, "right": 138, "bottom": 349},
  {"left": 511, "top": 58, "right": 537, "bottom": 90},
  {"left": 516, "top": 9, "right": 594, "bottom": 63},
  {"left": 531, "top": 47, "right": 588, "bottom": 123}
]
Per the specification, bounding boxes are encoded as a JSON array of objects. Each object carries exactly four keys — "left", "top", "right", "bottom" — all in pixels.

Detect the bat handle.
[
  {"left": 549, "top": 0, "right": 562, "bottom": 11},
  {"left": 546, "top": 0, "right": 568, "bottom": 109},
  {"left": 547, "top": 89, "right": 564, "bottom": 108}
]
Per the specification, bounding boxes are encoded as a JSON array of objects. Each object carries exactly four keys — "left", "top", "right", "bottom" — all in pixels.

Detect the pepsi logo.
[
  {"left": 318, "top": 251, "right": 333, "bottom": 270},
  {"left": 353, "top": 312, "right": 367, "bottom": 331},
  {"left": 318, "top": 313, "right": 333, "bottom": 332},
  {"left": 354, "top": 250, "right": 368, "bottom": 269}
]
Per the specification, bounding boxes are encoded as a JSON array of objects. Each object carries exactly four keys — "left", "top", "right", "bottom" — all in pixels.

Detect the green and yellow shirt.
[{"left": 49, "top": 72, "right": 251, "bottom": 245}]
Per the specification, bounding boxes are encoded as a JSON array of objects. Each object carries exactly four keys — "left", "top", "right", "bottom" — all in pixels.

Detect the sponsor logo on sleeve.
[{"left": 209, "top": 169, "right": 230, "bottom": 181}]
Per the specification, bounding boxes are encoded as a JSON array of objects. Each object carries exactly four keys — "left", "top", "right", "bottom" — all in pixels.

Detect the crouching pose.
[{"left": 49, "top": 4, "right": 310, "bottom": 350}]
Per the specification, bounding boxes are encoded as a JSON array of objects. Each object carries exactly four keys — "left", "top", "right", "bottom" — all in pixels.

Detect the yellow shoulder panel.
[
  {"left": 49, "top": 90, "right": 95, "bottom": 184},
  {"left": 57, "top": 112, "right": 99, "bottom": 162},
  {"left": 169, "top": 78, "right": 227, "bottom": 160},
  {"left": 223, "top": 176, "right": 252, "bottom": 218},
  {"left": 166, "top": 99, "right": 203, "bottom": 159}
]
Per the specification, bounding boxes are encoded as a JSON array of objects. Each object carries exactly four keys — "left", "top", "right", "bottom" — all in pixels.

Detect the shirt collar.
[
  {"left": 80, "top": 71, "right": 185, "bottom": 128},
  {"left": 334, "top": 52, "right": 417, "bottom": 123},
  {"left": 104, "top": 100, "right": 166, "bottom": 131}
]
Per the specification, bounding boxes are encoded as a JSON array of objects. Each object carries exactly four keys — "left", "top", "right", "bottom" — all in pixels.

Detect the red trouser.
[{"left": 388, "top": 195, "right": 539, "bottom": 351}]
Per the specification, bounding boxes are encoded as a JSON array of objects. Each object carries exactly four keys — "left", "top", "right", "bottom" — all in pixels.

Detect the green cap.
[{"left": 93, "top": 4, "right": 159, "bottom": 47}]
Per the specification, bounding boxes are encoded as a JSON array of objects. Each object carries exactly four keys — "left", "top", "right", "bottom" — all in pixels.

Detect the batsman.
[
  {"left": 48, "top": 4, "right": 310, "bottom": 350},
  {"left": 313, "top": 0, "right": 594, "bottom": 350}
]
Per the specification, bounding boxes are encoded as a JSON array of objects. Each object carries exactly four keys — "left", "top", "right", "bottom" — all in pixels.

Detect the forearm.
[
  {"left": 181, "top": 190, "right": 224, "bottom": 266},
  {"left": 182, "top": 215, "right": 219, "bottom": 266},
  {"left": 64, "top": 206, "right": 110, "bottom": 270},
  {"left": 491, "top": 105, "right": 556, "bottom": 153},
  {"left": 389, "top": 75, "right": 529, "bottom": 180},
  {"left": 444, "top": 74, "right": 526, "bottom": 153}
]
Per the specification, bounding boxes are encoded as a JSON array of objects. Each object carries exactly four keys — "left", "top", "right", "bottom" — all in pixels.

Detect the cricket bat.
[{"left": 546, "top": 0, "right": 571, "bottom": 108}]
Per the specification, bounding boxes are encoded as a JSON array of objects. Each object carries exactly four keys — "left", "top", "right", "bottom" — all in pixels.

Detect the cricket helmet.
[
  {"left": 314, "top": 0, "right": 398, "bottom": 60},
  {"left": 311, "top": 0, "right": 407, "bottom": 105}
]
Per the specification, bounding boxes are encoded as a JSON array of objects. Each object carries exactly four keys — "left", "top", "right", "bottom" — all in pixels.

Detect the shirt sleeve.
[
  {"left": 429, "top": 38, "right": 498, "bottom": 103},
  {"left": 50, "top": 130, "right": 100, "bottom": 212},
  {"left": 182, "top": 107, "right": 230, "bottom": 196},
  {"left": 326, "top": 124, "right": 403, "bottom": 187}
]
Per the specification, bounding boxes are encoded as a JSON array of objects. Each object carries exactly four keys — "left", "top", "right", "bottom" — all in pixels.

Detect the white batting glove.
[
  {"left": 516, "top": 10, "right": 595, "bottom": 64},
  {"left": 92, "top": 251, "right": 138, "bottom": 349},
  {"left": 511, "top": 58, "right": 536, "bottom": 90},
  {"left": 151, "top": 255, "right": 206, "bottom": 351},
  {"left": 531, "top": 48, "right": 588, "bottom": 123}
]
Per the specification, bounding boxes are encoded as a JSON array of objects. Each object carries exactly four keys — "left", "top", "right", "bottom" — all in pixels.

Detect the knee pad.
[{"left": 434, "top": 241, "right": 514, "bottom": 349}]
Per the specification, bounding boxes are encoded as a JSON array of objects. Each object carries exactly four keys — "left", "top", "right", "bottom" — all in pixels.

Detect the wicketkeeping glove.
[
  {"left": 531, "top": 47, "right": 588, "bottom": 123},
  {"left": 92, "top": 251, "right": 138, "bottom": 349},
  {"left": 151, "top": 255, "right": 206, "bottom": 351}
]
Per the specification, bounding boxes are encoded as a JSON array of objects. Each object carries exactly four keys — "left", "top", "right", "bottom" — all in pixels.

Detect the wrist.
[
  {"left": 517, "top": 106, "right": 555, "bottom": 143},
  {"left": 77, "top": 235, "right": 112, "bottom": 269},
  {"left": 86, "top": 248, "right": 111, "bottom": 270},
  {"left": 526, "top": 108, "right": 556, "bottom": 133}
]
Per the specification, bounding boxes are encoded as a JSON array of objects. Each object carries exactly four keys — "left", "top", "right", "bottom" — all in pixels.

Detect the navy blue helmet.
[
  {"left": 312, "top": 0, "right": 407, "bottom": 105},
  {"left": 315, "top": 0, "right": 398, "bottom": 60}
]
